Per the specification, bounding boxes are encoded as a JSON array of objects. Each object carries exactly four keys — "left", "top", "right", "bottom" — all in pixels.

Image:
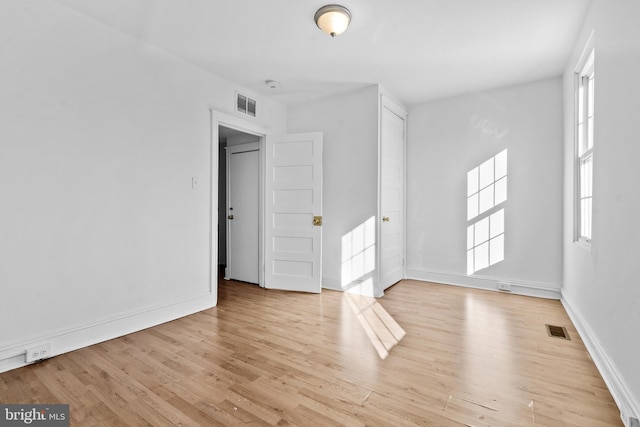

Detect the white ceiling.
[{"left": 52, "top": 0, "right": 591, "bottom": 106}]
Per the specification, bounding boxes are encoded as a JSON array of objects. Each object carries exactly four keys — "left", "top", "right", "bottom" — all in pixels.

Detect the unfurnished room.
[{"left": 1, "top": 1, "right": 639, "bottom": 426}]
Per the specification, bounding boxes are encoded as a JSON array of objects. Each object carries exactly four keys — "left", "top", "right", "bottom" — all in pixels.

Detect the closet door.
[{"left": 379, "top": 96, "right": 406, "bottom": 290}]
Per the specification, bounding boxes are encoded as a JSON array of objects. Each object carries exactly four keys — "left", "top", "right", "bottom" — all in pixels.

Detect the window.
[{"left": 576, "top": 43, "right": 594, "bottom": 245}]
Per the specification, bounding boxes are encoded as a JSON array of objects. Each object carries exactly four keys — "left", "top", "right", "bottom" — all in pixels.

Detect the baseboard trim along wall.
[
  {"left": 0, "top": 293, "right": 215, "bottom": 374},
  {"left": 322, "top": 276, "right": 383, "bottom": 298},
  {"left": 562, "top": 297, "right": 640, "bottom": 426},
  {"left": 405, "top": 267, "right": 562, "bottom": 300},
  {"left": 322, "top": 276, "right": 341, "bottom": 292}
]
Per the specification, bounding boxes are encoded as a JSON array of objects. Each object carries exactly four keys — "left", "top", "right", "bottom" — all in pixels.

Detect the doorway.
[
  {"left": 218, "top": 125, "right": 262, "bottom": 286},
  {"left": 210, "top": 109, "right": 323, "bottom": 296}
]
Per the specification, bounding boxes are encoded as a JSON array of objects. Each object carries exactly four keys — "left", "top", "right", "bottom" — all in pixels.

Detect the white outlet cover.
[{"left": 25, "top": 343, "right": 52, "bottom": 363}]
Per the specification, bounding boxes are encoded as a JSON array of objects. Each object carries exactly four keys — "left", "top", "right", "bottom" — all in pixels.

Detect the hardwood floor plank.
[{"left": 0, "top": 279, "right": 623, "bottom": 426}]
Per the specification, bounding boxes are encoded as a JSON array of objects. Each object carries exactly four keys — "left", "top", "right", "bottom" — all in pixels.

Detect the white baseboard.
[
  {"left": 322, "top": 276, "right": 341, "bottom": 292},
  {"left": 0, "top": 293, "right": 215, "bottom": 374},
  {"left": 561, "top": 297, "right": 640, "bottom": 426},
  {"left": 322, "top": 276, "right": 383, "bottom": 297},
  {"left": 406, "top": 267, "right": 561, "bottom": 299}
]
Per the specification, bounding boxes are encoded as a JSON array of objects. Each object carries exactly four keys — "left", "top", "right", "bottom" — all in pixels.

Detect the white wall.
[
  {"left": 406, "top": 78, "right": 564, "bottom": 298},
  {"left": 0, "top": 0, "right": 286, "bottom": 372},
  {"left": 562, "top": 1, "right": 640, "bottom": 422},
  {"left": 287, "top": 86, "right": 380, "bottom": 295}
]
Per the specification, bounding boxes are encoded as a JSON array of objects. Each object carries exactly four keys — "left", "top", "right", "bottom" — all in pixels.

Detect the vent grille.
[
  {"left": 236, "top": 92, "right": 256, "bottom": 117},
  {"left": 545, "top": 324, "right": 570, "bottom": 340}
]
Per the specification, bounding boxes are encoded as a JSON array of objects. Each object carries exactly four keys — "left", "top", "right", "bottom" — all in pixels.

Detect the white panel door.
[
  {"left": 265, "top": 133, "right": 322, "bottom": 293},
  {"left": 380, "top": 98, "right": 406, "bottom": 290},
  {"left": 227, "top": 143, "right": 259, "bottom": 284}
]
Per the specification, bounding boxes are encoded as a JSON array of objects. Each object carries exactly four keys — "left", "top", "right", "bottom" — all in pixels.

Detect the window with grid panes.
[{"left": 576, "top": 47, "right": 594, "bottom": 244}]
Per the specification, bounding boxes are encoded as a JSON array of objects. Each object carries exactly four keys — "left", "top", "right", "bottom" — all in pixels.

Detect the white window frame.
[{"left": 574, "top": 34, "right": 595, "bottom": 249}]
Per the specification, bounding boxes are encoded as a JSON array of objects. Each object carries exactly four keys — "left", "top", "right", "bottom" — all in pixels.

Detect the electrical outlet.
[
  {"left": 192, "top": 176, "right": 199, "bottom": 190},
  {"left": 497, "top": 281, "right": 512, "bottom": 292},
  {"left": 25, "top": 343, "right": 52, "bottom": 363}
]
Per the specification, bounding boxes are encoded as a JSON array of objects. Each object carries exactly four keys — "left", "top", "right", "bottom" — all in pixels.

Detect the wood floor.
[{"left": 0, "top": 279, "right": 622, "bottom": 426}]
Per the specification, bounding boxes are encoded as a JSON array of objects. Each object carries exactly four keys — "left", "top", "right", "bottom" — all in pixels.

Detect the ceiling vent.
[{"left": 236, "top": 92, "right": 256, "bottom": 117}]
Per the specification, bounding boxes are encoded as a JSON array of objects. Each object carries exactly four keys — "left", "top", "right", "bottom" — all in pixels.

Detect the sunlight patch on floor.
[{"left": 344, "top": 292, "right": 406, "bottom": 359}]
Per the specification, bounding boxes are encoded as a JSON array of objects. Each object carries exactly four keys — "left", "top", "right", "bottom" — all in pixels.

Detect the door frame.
[{"left": 209, "top": 108, "right": 269, "bottom": 292}]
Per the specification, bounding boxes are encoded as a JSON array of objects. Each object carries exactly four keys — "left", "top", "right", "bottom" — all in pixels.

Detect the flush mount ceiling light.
[{"left": 314, "top": 4, "right": 351, "bottom": 38}]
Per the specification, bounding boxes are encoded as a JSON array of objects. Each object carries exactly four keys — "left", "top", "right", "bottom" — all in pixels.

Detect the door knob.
[
  {"left": 228, "top": 214, "right": 234, "bottom": 220},
  {"left": 382, "top": 216, "right": 390, "bottom": 222}
]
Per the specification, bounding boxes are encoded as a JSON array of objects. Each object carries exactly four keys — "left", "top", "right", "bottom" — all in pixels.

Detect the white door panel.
[
  {"left": 380, "top": 98, "right": 406, "bottom": 290},
  {"left": 265, "top": 133, "right": 322, "bottom": 293},
  {"left": 227, "top": 143, "right": 259, "bottom": 284}
]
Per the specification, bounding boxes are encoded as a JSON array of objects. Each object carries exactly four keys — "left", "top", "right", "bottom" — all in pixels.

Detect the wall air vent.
[{"left": 236, "top": 92, "right": 256, "bottom": 117}]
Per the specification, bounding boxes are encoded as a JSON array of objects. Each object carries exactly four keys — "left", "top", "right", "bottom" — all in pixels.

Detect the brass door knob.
[
  {"left": 228, "top": 214, "right": 234, "bottom": 220},
  {"left": 382, "top": 216, "right": 390, "bottom": 222}
]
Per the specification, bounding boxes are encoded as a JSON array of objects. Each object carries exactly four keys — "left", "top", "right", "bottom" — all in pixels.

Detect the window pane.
[
  {"left": 467, "top": 167, "right": 479, "bottom": 197},
  {"left": 578, "top": 123, "right": 584, "bottom": 155},
  {"left": 586, "top": 198, "right": 592, "bottom": 239},
  {"left": 490, "top": 234, "right": 505, "bottom": 265},
  {"left": 578, "top": 84, "right": 584, "bottom": 124},
  {"left": 495, "top": 177, "right": 507, "bottom": 206},
  {"left": 479, "top": 185, "right": 494, "bottom": 214},
  {"left": 467, "top": 194, "right": 479, "bottom": 220},
  {"left": 495, "top": 149, "right": 508, "bottom": 179},
  {"left": 580, "top": 202, "right": 585, "bottom": 238},
  {"left": 475, "top": 242, "right": 489, "bottom": 271},
  {"left": 588, "top": 75, "right": 595, "bottom": 116},
  {"left": 581, "top": 197, "right": 592, "bottom": 240},
  {"left": 580, "top": 162, "right": 586, "bottom": 197},
  {"left": 475, "top": 217, "right": 489, "bottom": 245},
  {"left": 581, "top": 199, "right": 587, "bottom": 237},
  {"left": 580, "top": 154, "right": 593, "bottom": 198},
  {"left": 586, "top": 156, "right": 593, "bottom": 196},
  {"left": 587, "top": 116, "right": 594, "bottom": 151},
  {"left": 479, "top": 157, "right": 494, "bottom": 189},
  {"left": 490, "top": 209, "right": 504, "bottom": 238}
]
